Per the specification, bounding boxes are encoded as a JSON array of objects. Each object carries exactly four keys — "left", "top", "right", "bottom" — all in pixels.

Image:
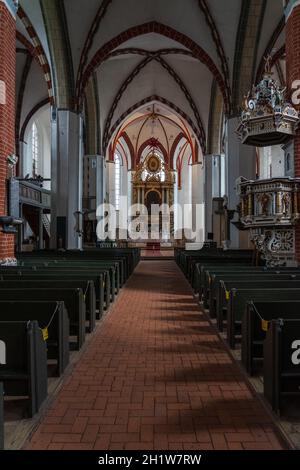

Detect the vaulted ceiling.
[{"left": 15, "top": 0, "right": 286, "bottom": 156}]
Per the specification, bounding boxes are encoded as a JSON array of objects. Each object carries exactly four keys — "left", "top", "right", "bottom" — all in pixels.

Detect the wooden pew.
[
  {"left": 199, "top": 265, "right": 267, "bottom": 302},
  {"left": 180, "top": 250, "right": 253, "bottom": 282},
  {"left": 190, "top": 256, "right": 253, "bottom": 289},
  {"left": 0, "top": 301, "right": 69, "bottom": 377},
  {"left": 242, "top": 300, "right": 300, "bottom": 376},
  {"left": 0, "top": 279, "right": 96, "bottom": 333},
  {"left": 228, "top": 289, "right": 300, "bottom": 349},
  {"left": 0, "top": 289, "right": 85, "bottom": 351},
  {"left": 264, "top": 315, "right": 300, "bottom": 414},
  {"left": 0, "top": 266, "right": 111, "bottom": 307},
  {"left": 203, "top": 268, "right": 300, "bottom": 309},
  {"left": 66, "top": 247, "right": 140, "bottom": 274},
  {"left": 18, "top": 262, "right": 119, "bottom": 299},
  {"left": 216, "top": 279, "right": 300, "bottom": 330},
  {"left": 0, "top": 321, "right": 48, "bottom": 417},
  {"left": 0, "top": 382, "right": 3, "bottom": 450},
  {"left": 23, "top": 259, "right": 123, "bottom": 292},
  {"left": 0, "top": 272, "right": 106, "bottom": 317},
  {"left": 189, "top": 249, "right": 252, "bottom": 275},
  {"left": 58, "top": 248, "right": 140, "bottom": 276},
  {"left": 18, "top": 250, "right": 141, "bottom": 292}
]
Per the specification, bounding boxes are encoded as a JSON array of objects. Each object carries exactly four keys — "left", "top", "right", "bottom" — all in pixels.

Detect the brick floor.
[{"left": 25, "top": 261, "right": 287, "bottom": 450}]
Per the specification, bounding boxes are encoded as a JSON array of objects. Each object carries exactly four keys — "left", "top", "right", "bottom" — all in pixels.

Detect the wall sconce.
[
  {"left": 0, "top": 216, "right": 23, "bottom": 234},
  {"left": 7, "top": 154, "right": 18, "bottom": 168}
]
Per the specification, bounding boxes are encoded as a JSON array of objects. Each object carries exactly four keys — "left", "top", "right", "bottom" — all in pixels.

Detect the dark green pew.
[
  {"left": 0, "top": 271, "right": 106, "bottom": 316},
  {"left": 215, "top": 279, "right": 300, "bottom": 329},
  {"left": 199, "top": 265, "right": 267, "bottom": 301},
  {"left": 264, "top": 314, "right": 300, "bottom": 414},
  {"left": 0, "top": 382, "right": 3, "bottom": 450},
  {"left": 242, "top": 300, "right": 300, "bottom": 376},
  {"left": 227, "top": 289, "right": 300, "bottom": 349},
  {"left": 0, "top": 301, "right": 69, "bottom": 377},
  {"left": 61, "top": 247, "right": 140, "bottom": 273},
  {"left": 40, "top": 248, "right": 140, "bottom": 274},
  {"left": 0, "top": 321, "right": 48, "bottom": 417},
  {"left": 17, "top": 261, "right": 119, "bottom": 298},
  {"left": 19, "top": 247, "right": 140, "bottom": 280},
  {"left": 0, "top": 265, "right": 112, "bottom": 306},
  {"left": 20, "top": 259, "right": 122, "bottom": 292},
  {"left": 205, "top": 270, "right": 300, "bottom": 310},
  {"left": 0, "top": 289, "right": 85, "bottom": 351},
  {"left": 0, "top": 279, "right": 96, "bottom": 333},
  {"left": 182, "top": 250, "right": 253, "bottom": 282},
  {"left": 190, "top": 257, "right": 254, "bottom": 290}
]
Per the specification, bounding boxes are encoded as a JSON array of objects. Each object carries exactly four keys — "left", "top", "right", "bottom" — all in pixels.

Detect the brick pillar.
[
  {"left": 0, "top": 0, "right": 17, "bottom": 263},
  {"left": 286, "top": 1, "right": 300, "bottom": 261}
]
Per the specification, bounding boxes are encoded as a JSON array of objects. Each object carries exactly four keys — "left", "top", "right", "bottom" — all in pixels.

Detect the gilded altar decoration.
[
  {"left": 147, "top": 154, "right": 161, "bottom": 174},
  {"left": 237, "top": 59, "right": 300, "bottom": 147},
  {"left": 132, "top": 151, "right": 175, "bottom": 239}
]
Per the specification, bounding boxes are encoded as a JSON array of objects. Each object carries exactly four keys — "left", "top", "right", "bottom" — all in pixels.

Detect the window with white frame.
[
  {"left": 115, "top": 154, "right": 121, "bottom": 210},
  {"left": 31, "top": 122, "right": 39, "bottom": 177}
]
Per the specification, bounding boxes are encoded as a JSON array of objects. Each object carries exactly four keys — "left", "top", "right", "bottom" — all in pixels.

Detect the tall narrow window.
[
  {"left": 115, "top": 154, "right": 121, "bottom": 210},
  {"left": 31, "top": 122, "right": 39, "bottom": 176}
]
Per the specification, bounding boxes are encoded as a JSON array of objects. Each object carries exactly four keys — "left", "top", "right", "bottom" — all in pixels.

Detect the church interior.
[{"left": 1, "top": 0, "right": 300, "bottom": 453}]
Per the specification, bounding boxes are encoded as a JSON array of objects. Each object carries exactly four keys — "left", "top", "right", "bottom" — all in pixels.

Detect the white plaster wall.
[{"left": 259, "top": 145, "right": 285, "bottom": 179}]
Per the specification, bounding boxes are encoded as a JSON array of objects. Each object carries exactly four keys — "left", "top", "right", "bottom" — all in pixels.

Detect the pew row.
[
  {"left": 0, "top": 301, "right": 69, "bottom": 377},
  {"left": 264, "top": 315, "right": 300, "bottom": 414},
  {"left": 0, "top": 288, "right": 85, "bottom": 351},
  {"left": 0, "top": 321, "right": 48, "bottom": 417}
]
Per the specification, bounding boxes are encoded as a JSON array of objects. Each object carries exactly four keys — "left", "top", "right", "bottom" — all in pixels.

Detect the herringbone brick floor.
[{"left": 25, "top": 261, "right": 287, "bottom": 450}]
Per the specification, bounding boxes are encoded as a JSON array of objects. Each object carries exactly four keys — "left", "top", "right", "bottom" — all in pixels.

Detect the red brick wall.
[
  {"left": 286, "top": 5, "right": 300, "bottom": 261},
  {"left": 0, "top": 2, "right": 16, "bottom": 260}
]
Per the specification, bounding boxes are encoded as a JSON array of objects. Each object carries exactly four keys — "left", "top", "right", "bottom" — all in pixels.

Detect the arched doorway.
[{"left": 146, "top": 190, "right": 161, "bottom": 213}]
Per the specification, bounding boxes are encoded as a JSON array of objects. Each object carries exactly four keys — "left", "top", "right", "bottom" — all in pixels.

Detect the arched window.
[
  {"left": 286, "top": 153, "right": 291, "bottom": 173},
  {"left": 31, "top": 122, "right": 39, "bottom": 177},
  {"left": 115, "top": 154, "right": 121, "bottom": 210}
]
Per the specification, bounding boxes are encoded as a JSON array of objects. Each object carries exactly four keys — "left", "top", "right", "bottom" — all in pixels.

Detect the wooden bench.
[
  {"left": 264, "top": 314, "right": 300, "bottom": 414},
  {"left": 242, "top": 300, "right": 300, "bottom": 376},
  {"left": 19, "top": 262, "right": 119, "bottom": 299},
  {"left": 204, "top": 268, "right": 300, "bottom": 309},
  {"left": 199, "top": 265, "right": 266, "bottom": 302},
  {"left": 180, "top": 250, "right": 253, "bottom": 282},
  {"left": 0, "top": 272, "right": 106, "bottom": 317},
  {"left": 18, "top": 249, "right": 140, "bottom": 290},
  {"left": 216, "top": 278, "right": 300, "bottom": 330},
  {"left": 0, "top": 265, "right": 111, "bottom": 307},
  {"left": 0, "top": 382, "right": 3, "bottom": 450},
  {"left": 0, "top": 321, "right": 48, "bottom": 417},
  {"left": 228, "top": 289, "right": 300, "bottom": 349},
  {"left": 191, "top": 258, "right": 254, "bottom": 291},
  {"left": 0, "top": 279, "right": 96, "bottom": 333},
  {"left": 0, "top": 288, "right": 85, "bottom": 351},
  {"left": 0, "top": 301, "right": 69, "bottom": 377}
]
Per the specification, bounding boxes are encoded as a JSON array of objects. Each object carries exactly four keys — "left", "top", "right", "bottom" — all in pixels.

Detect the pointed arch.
[
  {"left": 102, "top": 56, "right": 206, "bottom": 153},
  {"left": 137, "top": 139, "right": 168, "bottom": 168},
  {"left": 107, "top": 95, "right": 204, "bottom": 158},
  {"left": 78, "top": 21, "right": 230, "bottom": 114}
]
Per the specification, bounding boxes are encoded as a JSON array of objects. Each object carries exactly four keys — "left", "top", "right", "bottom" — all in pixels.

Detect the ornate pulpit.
[{"left": 236, "top": 60, "right": 300, "bottom": 266}]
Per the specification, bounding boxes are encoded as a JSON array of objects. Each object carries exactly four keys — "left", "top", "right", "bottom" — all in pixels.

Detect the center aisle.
[{"left": 25, "top": 261, "right": 287, "bottom": 450}]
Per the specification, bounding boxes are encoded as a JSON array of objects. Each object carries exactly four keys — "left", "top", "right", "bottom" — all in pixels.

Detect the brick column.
[
  {"left": 0, "top": 0, "right": 17, "bottom": 263},
  {"left": 286, "top": 0, "right": 300, "bottom": 261}
]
